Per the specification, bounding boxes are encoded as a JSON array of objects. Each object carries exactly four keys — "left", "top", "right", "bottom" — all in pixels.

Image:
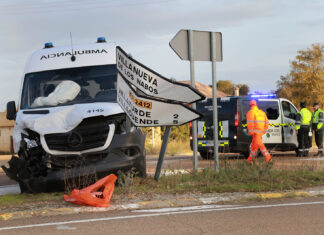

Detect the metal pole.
[
  {"left": 211, "top": 32, "right": 219, "bottom": 172},
  {"left": 188, "top": 30, "right": 198, "bottom": 173},
  {"left": 152, "top": 127, "right": 155, "bottom": 149},
  {"left": 154, "top": 126, "right": 171, "bottom": 181}
]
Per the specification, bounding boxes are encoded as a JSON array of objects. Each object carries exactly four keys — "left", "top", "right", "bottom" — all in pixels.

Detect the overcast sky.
[{"left": 1, "top": 0, "right": 324, "bottom": 111}]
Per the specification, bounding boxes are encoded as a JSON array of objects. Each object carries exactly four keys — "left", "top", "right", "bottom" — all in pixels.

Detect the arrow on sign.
[
  {"left": 169, "top": 29, "right": 223, "bottom": 62},
  {"left": 116, "top": 46, "right": 205, "bottom": 104},
  {"left": 117, "top": 73, "right": 202, "bottom": 127}
]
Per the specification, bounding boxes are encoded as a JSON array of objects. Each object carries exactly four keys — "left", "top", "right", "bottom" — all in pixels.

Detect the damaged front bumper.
[{"left": 2, "top": 119, "right": 146, "bottom": 193}]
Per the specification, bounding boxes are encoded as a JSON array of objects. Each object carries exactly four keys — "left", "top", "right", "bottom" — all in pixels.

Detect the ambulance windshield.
[{"left": 21, "top": 65, "right": 117, "bottom": 109}]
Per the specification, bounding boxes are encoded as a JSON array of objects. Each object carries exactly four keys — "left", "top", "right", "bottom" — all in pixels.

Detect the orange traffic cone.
[{"left": 64, "top": 174, "right": 117, "bottom": 207}]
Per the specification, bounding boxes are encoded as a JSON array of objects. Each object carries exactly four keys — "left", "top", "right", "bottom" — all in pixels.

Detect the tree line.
[
  {"left": 276, "top": 43, "right": 324, "bottom": 108},
  {"left": 210, "top": 81, "right": 250, "bottom": 96}
]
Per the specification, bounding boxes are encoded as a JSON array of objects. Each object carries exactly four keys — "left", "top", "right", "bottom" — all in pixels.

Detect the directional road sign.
[
  {"left": 117, "top": 73, "right": 201, "bottom": 127},
  {"left": 116, "top": 46, "right": 204, "bottom": 104},
  {"left": 169, "top": 30, "right": 223, "bottom": 62},
  {"left": 169, "top": 29, "right": 223, "bottom": 172}
]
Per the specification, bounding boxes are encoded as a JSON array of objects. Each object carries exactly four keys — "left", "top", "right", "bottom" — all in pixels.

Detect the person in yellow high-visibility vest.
[
  {"left": 295, "top": 102, "right": 312, "bottom": 157},
  {"left": 246, "top": 100, "right": 272, "bottom": 165},
  {"left": 312, "top": 102, "right": 324, "bottom": 156}
]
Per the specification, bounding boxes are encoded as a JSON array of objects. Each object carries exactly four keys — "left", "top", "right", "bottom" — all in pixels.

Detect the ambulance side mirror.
[{"left": 6, "top": 101, "right": 17, "bottom": 120}]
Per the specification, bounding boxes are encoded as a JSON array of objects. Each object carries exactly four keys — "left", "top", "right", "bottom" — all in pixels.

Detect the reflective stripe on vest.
[
  {"left": 248, "top": 130, "right": 264, "bottom": 133},
  {"left": 247, "top": 120, "right": 268, "bottom": 123}
]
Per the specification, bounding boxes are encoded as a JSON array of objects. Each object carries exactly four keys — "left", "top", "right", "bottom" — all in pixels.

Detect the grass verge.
[
  {"left": 115, "top": 159, "right": 324, "bottom": 196},
  {"left": 1, "top": 159, "right": 324, "bottom": 207},
  {"left": 0, "top": 193, "right": 62, "bottom": 207}
]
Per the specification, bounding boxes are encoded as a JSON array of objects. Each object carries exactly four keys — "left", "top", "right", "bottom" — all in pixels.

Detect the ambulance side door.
[
  {"left": 258, "top": 99, "right": 282, "bottom": 144},
  {"left": 281, "top": 100, "right": 298, "bottom": 147}
]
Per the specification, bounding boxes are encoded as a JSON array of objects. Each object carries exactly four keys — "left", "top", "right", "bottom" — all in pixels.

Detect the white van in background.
[{"left": 192, "top": 95, "right": 299, "bottom": 159}]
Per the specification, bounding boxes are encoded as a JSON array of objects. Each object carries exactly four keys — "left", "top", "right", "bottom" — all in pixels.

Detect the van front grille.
[{"left": 44, "top": 116, "right": 116, "bottom": 152}]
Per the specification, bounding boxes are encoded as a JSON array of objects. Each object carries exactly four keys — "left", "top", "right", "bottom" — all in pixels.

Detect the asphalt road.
[
  {"left": 1, "top": 197, "right": 324, "bottom": 234},
  {"left": 0, "top": 173, "right": 16, "bottom": 186}
]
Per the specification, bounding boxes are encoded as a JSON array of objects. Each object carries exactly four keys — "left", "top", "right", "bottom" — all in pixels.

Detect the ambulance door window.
[
  {"left": 282, "top": 101, "right": 297, "bottom": 119},
  {"left": 258, "top": 100, "right": 281, "bottom": 144},
  {"left": 257, "top": 101, "right": 279, "bottom": 120},
  {"left": 241, "top": 100, "right": 252, "bottom": 122},
  {"left": 281, "top": 100, "right": 298, "bottom": 146},
  {"left": 241, "top": 100, "right": 279, "bottom": 120}
]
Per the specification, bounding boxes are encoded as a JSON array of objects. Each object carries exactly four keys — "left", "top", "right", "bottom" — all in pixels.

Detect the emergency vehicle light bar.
[
  {"left": 97, "top": 37, "right": 106, "bottom": 43},
  {"left": 44, "top": 42, "right": 54, "bottom": 49},
  {"left": 249, "top": 94, "right": 276, "bottom": 98}
]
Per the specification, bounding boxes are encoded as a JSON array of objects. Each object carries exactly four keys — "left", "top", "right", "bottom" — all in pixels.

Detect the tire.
[
  {"left": 136, "top": 151, "right": 146, "bottom": 177},
  {"left": 18, "top": 181, "right": 31, "bottom": 194},
  {"left": 199, "top": 151, "right": 213, "bottom": 160}
]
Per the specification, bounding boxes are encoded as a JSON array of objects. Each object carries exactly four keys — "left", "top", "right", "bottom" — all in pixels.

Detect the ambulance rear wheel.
[{"left": 199, "top": 151, "right": 213, "bottom": 160}]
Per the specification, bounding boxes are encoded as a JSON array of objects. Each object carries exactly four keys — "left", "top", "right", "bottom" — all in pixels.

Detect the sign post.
[
  {"left": 188, "top": 30, "right": 198, "bottom": 172},
  {"left": 154, "top": 126, "right": 171, "bottom": 180},
  {"left": 170, "top": 29, "right": 223, "bottom": 172},
  {"left": 211, "top": 32, "right": 219, "bottom": 171}
]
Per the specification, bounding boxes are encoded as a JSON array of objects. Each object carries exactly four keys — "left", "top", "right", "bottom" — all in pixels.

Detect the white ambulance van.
[{"left": 2, "top": 37, "right": 146, "bottom": 193}]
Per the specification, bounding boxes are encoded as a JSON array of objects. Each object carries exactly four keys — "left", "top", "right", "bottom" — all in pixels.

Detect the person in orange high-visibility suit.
[{"left": 246, "top": 100, "right": 272, "bottom": 165}]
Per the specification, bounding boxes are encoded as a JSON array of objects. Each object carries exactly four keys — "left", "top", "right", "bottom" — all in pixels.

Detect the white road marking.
[
  {"left": 1, "top": 201, "right": 324, "bottom": 231},
  {"left": 198, "top": 194, "right": 254, "bottom": 204},
  {"left": 72, "top": 203, "right": 140, "bottom": 213},
  {"left": 56, "top": 225, "right": 76, "bottom": 230},
  {"left": 132, "top": 205, "right": 237, "bottom": 213}
]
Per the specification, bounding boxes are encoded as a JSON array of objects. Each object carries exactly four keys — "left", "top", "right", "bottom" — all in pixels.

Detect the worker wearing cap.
[
  {"left": 312, "top": 102, "right": 324, "bottom": 156},
  {"left": 246, "top": 100, "right": 272, "bottom": 164},
  {"left": 295, "top": 102, "right": 312, "bottom": 157}
]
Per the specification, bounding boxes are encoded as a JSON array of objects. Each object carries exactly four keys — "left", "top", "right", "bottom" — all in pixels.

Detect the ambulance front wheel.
[{"left": 135, "top": 151, "right": 146, "bottom": 177}]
